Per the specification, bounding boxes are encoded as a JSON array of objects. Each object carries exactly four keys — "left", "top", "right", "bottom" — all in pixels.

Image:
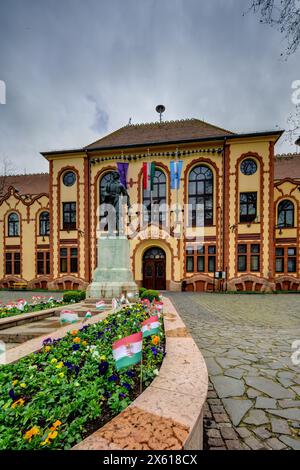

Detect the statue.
[{"left": 101, "top": 171, "right": 131, "bottom": 235}]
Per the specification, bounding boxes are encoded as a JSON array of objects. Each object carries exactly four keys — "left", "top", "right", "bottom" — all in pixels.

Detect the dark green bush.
[
  {"left": 63, "top": 290, "right": 86, "bottom": 303},
  {"left": 140, "top": 289, "right": 160, "bottom": 302},
  {"left": 139, "top": 287, "right": 147, "bottom": 297}
]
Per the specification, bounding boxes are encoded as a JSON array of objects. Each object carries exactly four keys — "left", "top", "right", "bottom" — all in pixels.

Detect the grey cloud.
[{"left": 0, "top": 0, "right": 299, "bottom": 173}]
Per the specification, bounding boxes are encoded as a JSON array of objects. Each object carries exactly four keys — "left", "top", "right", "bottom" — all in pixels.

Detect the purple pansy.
[
  {"left": 98, "top": 361, "right": 109, "bottom": 375},
  {"left": 108, "top": 374, "right": 118, "bottom": 382}
]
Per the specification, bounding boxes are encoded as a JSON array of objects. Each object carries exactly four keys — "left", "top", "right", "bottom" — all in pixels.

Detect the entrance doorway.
[{"left": 142, "top": 247, "right": 166, "bottom": 290}]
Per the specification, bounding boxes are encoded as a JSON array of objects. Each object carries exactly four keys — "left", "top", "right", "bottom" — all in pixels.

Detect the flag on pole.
[
  {"left": 141, "top": 315, "right": 160, "bottom": 337},
  {"left": 170, "top": 160, "right": 183, "bottom": 189},
  {"left": 143, "top": 162, "right": 155, "bottom": 191},
  {"left": 117, "top": 162, "right": 129, "bottom": 189},
  {"left": 112, "top": 332, "right": 143, "bottom": 370}
]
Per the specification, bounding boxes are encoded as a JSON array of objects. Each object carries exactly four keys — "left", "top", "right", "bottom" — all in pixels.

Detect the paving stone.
[
  {"left": 220, "top": 427, "right": 238, "bottom": 440},
  {"left": 215, "top": 357, "right": 242, "bottom": 368},
  {"left": 209, "top": 447, "right": 226, "bottom": 450},
  {"left": 266, "top": 438, "right": 287, "bottom": 450},
  {"left": 278, "top": 377, "right": 295, "bottom": 388},
  {"left": 208, "top": 398, "right": 222, "bottom": 406},
  {"left": 278, "top": 399, "right": 300, "bottom": 408},
  {"left": 211, "top": 405, "right": 225, "bottom": 413},
  {"left": 214, "top": 413, "right": 230, "bottom": 423},
  {"left": 223, "top": 398, "right": 252, "bottom": 426},
  {"left": 271, "top": 418, "right": 291, "bottom": 435},
  {"left": 267, "top": 408, "right": 300, "bottom": 421},
  {"left": 279, "top": 436, "right": 300, "bottom": 450},
  {"left": 207, "top": 390, "right": 217, "bottom": 398},
  {"left": 244, "top": 436, "right": 267, "bottom": 450},
  {"left": 205, "top": 357, "right": 223, "bottom": 376},
  {"left": 225, "top": 440, "right": 244, "bottom": 450},
  {"left": 253, "top": 427, "right": 272, "bottom": 440},
  {"left": 255, "top": 397, "right": 276, "bottom": 409},
  {"left": 247, "top": 388, "right": 261, "bottom": 398},
  {"left": 217, "top": 422, "right": 232, "bottom": 429},
  {"left": 243, "top": 410, "right": 269, "bottom": 426},
  {"left": 244, "top": 377, "right": 295, "bottom": 399},
  {"left": 207, "top": 429, "right": 221, "bottom": 438},
  {"left": 210, "top": 376, "right": 245, "bottom": 398},
  {"left": 291, "top": 386, "right": 300, "bottom": 396},
  {"left": 277, "top": 371, "right": 295, "bottom": 380},
  {"left": 208, "top": 438, "right": 224, "bottom": 447},
  {"left": 224, "top": 368, "right": 245, "bottom": 379},
  {"left": 236, "top": 427, "right": 252, "bottom": 438}
]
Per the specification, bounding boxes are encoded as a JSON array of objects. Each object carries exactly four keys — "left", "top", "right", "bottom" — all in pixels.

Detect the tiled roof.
[
  {"left": 85, "top": 119, "right": 234, "bottom": 149},
  {"left": 0, "top": 173, "right": 49, "bottom": 196},
  {"left": 274, "top": 153, "right": 300, "bottom": 180}
]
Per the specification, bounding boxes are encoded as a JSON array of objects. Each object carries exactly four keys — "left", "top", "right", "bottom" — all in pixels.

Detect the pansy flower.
[
  {"left": 98, "top": 361, "right": 109, "bottom": 375},
  {"left": 108, "top": 374, "right": 118, "bottom": 382}
]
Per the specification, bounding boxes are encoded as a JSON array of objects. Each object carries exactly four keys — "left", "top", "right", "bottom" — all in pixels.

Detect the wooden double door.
[{"left": 143, "top": 247, "right": 166, "bottom": 291}]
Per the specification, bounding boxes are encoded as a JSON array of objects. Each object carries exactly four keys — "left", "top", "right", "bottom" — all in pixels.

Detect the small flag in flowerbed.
[
  {"left": 17, "top": 299, "right": 27, "bottom": 311},
  {"left": 141, "top": 315, "right": 160, "bottom": 338},
  {"left": 96, "top": 300, "right": 106, "bottom": 310},
  {"left": 60, "top": 310, "right": 78, "bottom": 324},
  {"left": 112, "top": 331, "right": 142, "bottom": 370}
]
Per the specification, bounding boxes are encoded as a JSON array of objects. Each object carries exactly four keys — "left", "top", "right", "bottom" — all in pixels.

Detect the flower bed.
[
  {"left": 0, "top": 296, "right": 68, "bottom": 320},
  {"left": 0, "top": 303, "right": 164, "bottom": 450}
]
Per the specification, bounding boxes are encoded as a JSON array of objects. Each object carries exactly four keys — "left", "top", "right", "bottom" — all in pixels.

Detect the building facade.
[{"left": 0, "top": 118, "right": 299, "bottom": 292}]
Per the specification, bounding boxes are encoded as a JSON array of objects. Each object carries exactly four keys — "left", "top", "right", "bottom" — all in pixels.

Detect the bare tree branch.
[
  {"left": 248, "top": 0, "right": 300, "bottom": 56},
  {"left": 0, "top": 158, "right": 16, "bottom": 196}
]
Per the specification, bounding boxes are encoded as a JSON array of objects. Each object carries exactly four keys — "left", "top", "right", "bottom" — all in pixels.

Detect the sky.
[{"left": 0, "top": 0, "right": 299, "bottom": 174}]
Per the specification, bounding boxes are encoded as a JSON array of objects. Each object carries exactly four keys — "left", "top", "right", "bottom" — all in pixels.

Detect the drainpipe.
[
  {"left": 222, "top": 137, "right": 227, "bottom": 290},
  {"left": 85, "top": 150, "right": 91, "bottom": 282}
]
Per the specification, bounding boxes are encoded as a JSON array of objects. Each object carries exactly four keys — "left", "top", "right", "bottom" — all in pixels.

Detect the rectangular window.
[
  {"left": 186, "top": 256, "right": 194, "bottom": 273},
  {"left": 197, "top": 245, "right": 205, "bottom": 272},
  {"left": 5, "top": 252, "right": 21, "bottom": 275},
  {"left": 288, "top": 247, "right": 296, "bottom": 273},
  {"left": 275, "top": 247, "right": 284, "bottom": 273},
  {"left": 60, "top": 247, "right": 78, "bottom": 273},
  {"left": 37, "top": 252, "right": 50, "bottom": 275},
  {"left": 60, "top": 248, "right": 68, "bottom": 273},
  {"left": 70, "top": 248, "right": 78, "bottom": 273},
  {"left": 250, "top": 244, "right": 260, "bottom": 272},
  {"left": 5, "top": 253, "right": 12, "bottom": 275},
  {"left": 240, "top": 192, "right": 257, "bottom": 223},
  {"left": 238, "top": 255, "right": 247, "bottom": 272},
  {"left": 63, "top": 202, "right": 76, "bottom": 230}
]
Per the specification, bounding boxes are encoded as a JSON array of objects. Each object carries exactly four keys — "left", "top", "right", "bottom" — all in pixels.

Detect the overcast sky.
[{"left": 0, "top": 0, "right": 299, "bottom": 174}]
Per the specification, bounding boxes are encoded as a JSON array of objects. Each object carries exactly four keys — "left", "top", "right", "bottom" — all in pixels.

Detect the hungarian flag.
[
  {"left": 96, "top": 300, "right": 106, "bottom": 310},
  {"left": 141, "top": 315, "right": 160, "bottom": 338},
  {"left": 112, "top": 332, "right": 142, "bottom": 370},
  {"left": 143, "top": 162, "right": 155, "bottom": 191}
]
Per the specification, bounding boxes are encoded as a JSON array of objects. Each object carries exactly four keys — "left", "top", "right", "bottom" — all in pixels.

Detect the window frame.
[
  {"left": 39, "top": 211, "right": 50, "bottom": 236},
  {"left": 5, "top": 251, "right": 21, "bottom": 275},
  {"left": 237, "top": 243, "right": 260, "bottom": 273},
  {"left": 59, "top": 246, "right": 78, "bottom": 274},
  {"left": 62, "top": 202, "right": 77, "bottom": 230},
  {"left": 239, "top": 192, "right": 257, "bottom": 224},
  {"left": 188, "top": 165, "right": 213, "bottom": 227},
  {"left": 8, "top": 212, "right": 20, "bottom": 237},
  {"left": 277, "top": 200, "right": 295, "bottom": 228},
  {"left": 37, "top": 251, "right": 50, "bottom": 275},
  {"left": 185, "top": 244, "right": 216, "bottom": 274},
  {"left": 142, "top": 168, "right": 167, "bottom": 226},
  {"left": 276, "top": 246, "right": 297, "bottom": 274}
]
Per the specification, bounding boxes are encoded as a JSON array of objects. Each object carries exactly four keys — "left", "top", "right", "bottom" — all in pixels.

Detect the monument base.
[{"left": 86, "top": 235, "right": 138, "bottom": 300}]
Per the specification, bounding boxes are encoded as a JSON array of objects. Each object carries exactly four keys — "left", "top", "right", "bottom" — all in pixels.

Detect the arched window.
[
  {"left": 278, "top": 200, "right": 294, "bottom": 228},
  {"left": 188, "top": 165, "right": 213, "bottom": 226},
  {"left": 143, "top": 168, "right": 167, "bottom": 225},
  {"left": 39, "top": 211, "right": 50, "bottom": 236},
  {"left": 99, "top": 171, "right": 115, "bottom": 231},
  {"left": 8, "top": 213, "right": 20, "bottom": 237}
]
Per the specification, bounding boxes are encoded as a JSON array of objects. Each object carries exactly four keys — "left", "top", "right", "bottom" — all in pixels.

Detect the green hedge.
[
  {"left": 140, "top": 289, "right": 160, "bottom": 302},
  {"left": 139, "top": 287, "right": 147, "bottom": 297},
  {"left": 63, "top": 290, "right": 86, "bottom": 303}
]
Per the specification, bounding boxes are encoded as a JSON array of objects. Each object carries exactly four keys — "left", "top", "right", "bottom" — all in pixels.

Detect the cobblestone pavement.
[{"left": 167, "top": 293, "right": 300, "bottom": 450}]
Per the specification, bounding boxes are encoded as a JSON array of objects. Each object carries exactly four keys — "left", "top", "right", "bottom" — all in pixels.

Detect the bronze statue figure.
[{"left": 101, "top": 171, "right": 131, "bottom": 234}]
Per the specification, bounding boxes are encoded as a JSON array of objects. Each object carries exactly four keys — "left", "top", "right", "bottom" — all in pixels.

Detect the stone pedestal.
[{"left": 86, "top": 236, "right": 138, "bottom": 300}]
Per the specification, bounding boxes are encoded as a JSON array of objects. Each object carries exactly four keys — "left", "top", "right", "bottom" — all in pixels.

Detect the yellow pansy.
[
  {"left": 11, "top": 398, "right": 25, "bottom": 409},
  {"left": 24, "top": 426, "right": 40, "bottom": 441},
  {"left": 73, "top": 337, "right": 81, "bottom": 344},
  {"left": 12, "top": 380, "right": 18, "bottom": 386},
  {"left": 100, "top": 355, "right": 106, "bottom": 361},
  {"left": 82, "top": 340, "right": 87, "bottom": 347},
  {"left": 20, "top": 383, "right": 26, "bottom": 388},
  {"left": 56, "top": 361, "right": 64, "bottom": 369},
  {"left": 58, "top": 372, "right": 64, "bottom": 378},
  {"left": 50, "top": 358, "right": 57, "bottom": 364},
  {"left": 45, "top": 346, "right": 51, "bottom": 352},
  {"left": 48, "top": 430, "right": 58, "bottom": 440}
]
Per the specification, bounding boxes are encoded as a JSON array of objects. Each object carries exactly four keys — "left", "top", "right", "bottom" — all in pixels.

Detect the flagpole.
[{"left": 140, "top": 349, "right": 143, "bottom": 394}]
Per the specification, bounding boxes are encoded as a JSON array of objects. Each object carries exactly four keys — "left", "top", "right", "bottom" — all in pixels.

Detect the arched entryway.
[{"left": 143, "top": 247, "right": 166, "bottom": 290}]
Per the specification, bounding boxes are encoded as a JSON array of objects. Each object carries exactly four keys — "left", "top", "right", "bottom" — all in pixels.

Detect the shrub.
[
  {"left": 139, "top": 287, "right": 147, "bottom": 297},
  {"left": 140, "top": 289, "right": 160, "bottom": 302},
  {"left": 63, "top": 290, "right": 86, "bottom": 303}
]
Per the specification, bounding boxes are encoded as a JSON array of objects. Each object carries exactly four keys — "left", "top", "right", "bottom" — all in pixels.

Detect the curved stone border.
[{"left": 73, "top": 296, "right": 208, "bottom": 450}]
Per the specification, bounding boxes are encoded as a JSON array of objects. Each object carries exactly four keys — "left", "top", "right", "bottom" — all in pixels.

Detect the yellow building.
[{"left": 0, "top": 118, "right": 299, "bottom": 292}]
